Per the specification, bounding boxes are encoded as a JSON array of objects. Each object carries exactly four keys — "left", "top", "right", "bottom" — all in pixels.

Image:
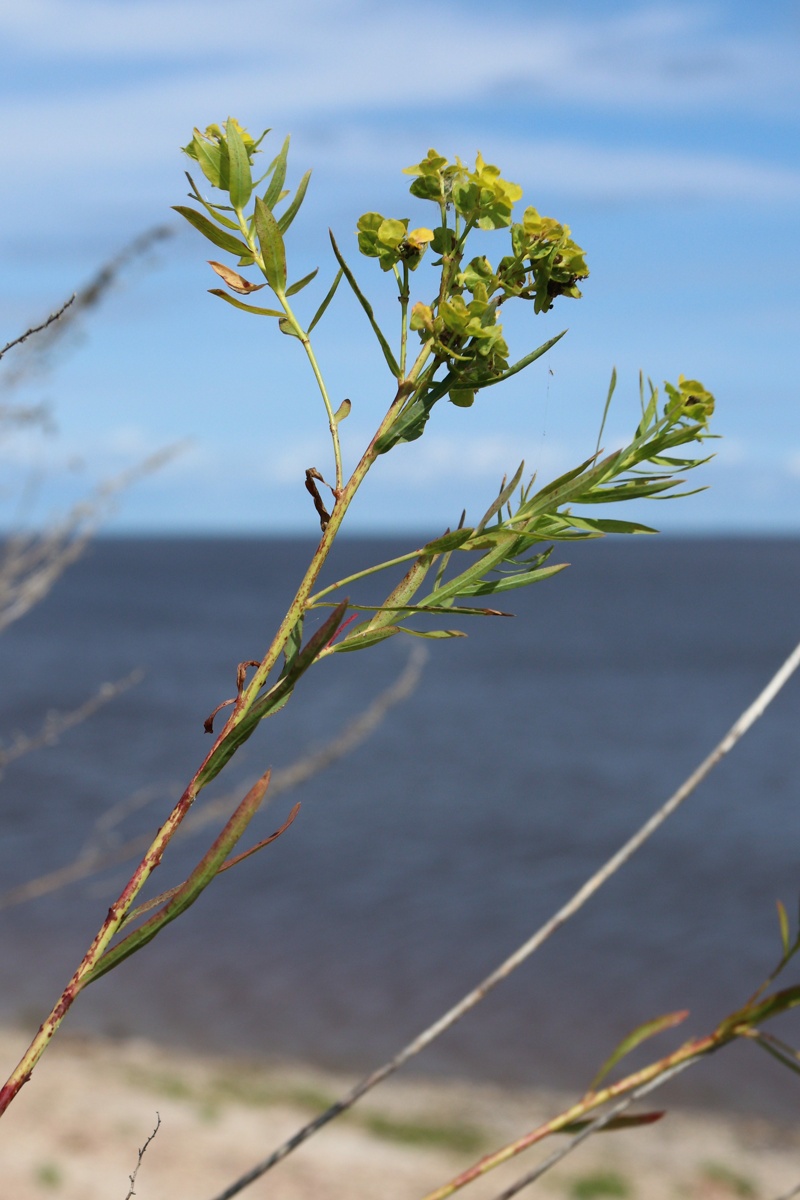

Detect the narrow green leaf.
[
  {"left": 254, "top": 197, "right": 287, "bottom": 293},
  {"left": 84, "top": 771, "right": 274, "bottom": 984},
  {"left": 423, "top": 529, "right": 474, "bottom": 554},
  {"left": 778, "top": 900, "right": 791, "bottom": 958},
  {"left": 595, "top": 366, "right": 617, "bottom": 456},
  {"left": 366, "top": 557, "right": 432, "bottom": 633},
  {"left": 209, "top": 289, "right": 283, "bottom": 317},
  {"left": 185, "top": 172, "right": 241, "bottom": 230},
  {"left": 329, "top": 230, "right": 401, "bottom": 378},
  {"left": 520, "top": 451, "right": 605, "bottom": 514},
  {"left": 417, "top": 535, "right": 518, "bottom": 608},
  {"left": 398, "top": 628, "right": 468, "bottom": 640},
  {"left": 457, "top": 561, "right": 568, "bottom": 596},
  {"left": 334, "top": 625, "right": 401, "bottom": 652},
  {"left": 226, "top": 116, "right": 253, "bottom": 211},
  {"left": 286, "top": 268, "right": 319, "bottom": 297},
  {"left": 262, "top": 135, "right": 290, "bottom": 210},
  {"left": 173, "top": 206, "right": 250, "bottom": 257},
  {"left": 283, "top": 615, "right": 304, "bottom": 673},
  {"left": 588, "top": 1011, "right": 690, "bottom": 1094},
  {"left": 278, "top": 169, "right": 312, "bottom": 234},
  {"left": 579, "top": 478, "right": 680, "bottom": 503},
  {"left": 452, "top": 330, "right": 567, "bottom": 391},
  {"left": 751, "top": 1034, "right": 800, "bottom": 1078},
  {"left": 475, "top": 462, "right": 525, "bottom": 534},
  {"left": 327, "top": 601, "right": 511, "bottom": 617},
  {"left": 308, "top": 267, "right": 343, "bottom": 333},
  {"left": 558, "top": 516, "right": 659, "bottom": 535},
  {"left": 285, "top": 599, "right": 350, "bottom": 677}
]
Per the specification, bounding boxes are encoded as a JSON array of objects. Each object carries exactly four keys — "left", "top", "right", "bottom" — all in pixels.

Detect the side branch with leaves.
[{"left": 1, "top": 118, "right": 718, "bottom": 1121}]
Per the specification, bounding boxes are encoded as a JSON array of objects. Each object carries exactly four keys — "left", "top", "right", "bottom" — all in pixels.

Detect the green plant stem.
[
  {"left": 398, "top": 261, "right": 409, "bottom": 377},
  {"left": 420, "top": 1036, "right": 715, "bottom": 1200},
  {"left": 308, "top": 548, "right": 428, "bottom": 605},
  {"left": 0, "top": 342, "right": 432, "bottom": 1118},
  {"left": 239, "top": 208, "right": 344, "bottom": 493},
  {"left": 280, "top": 293, "right": 344, "bottom": 494}
]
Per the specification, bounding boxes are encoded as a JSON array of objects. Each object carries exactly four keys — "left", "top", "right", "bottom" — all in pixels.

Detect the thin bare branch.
[
  {"left": 123, "top": 1113, "right": 161, "bottom": 1200},
  {"left": 0, "top": 444, "right": 184, "bottom": 634},
  {"left": 0, "top": 648, "right": 426, "bottom": 911},
  {"left": 0, "top": 297, "right": 75, "bottom": 362},
  {"left": 1, "top": 225, "right": 172, "bottom": 387},
  {"left": 0, "top": 670, "right": 143, "bottom": 782},
  {"left": 205, "top": 637, "right": 800, "bottom": 1200}
]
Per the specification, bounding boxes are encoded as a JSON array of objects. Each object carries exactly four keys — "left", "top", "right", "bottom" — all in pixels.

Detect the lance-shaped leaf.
[
  {"left": 457, "top": 560, "right": 568, "bottom": 597},
  {"left": 83, "top": 771, "right": 276, "bottom": 985},
  {"left": 328, "top": 601, "right": 512, "bottom": 618},
  {"left": 475, "top": 462, "right": 525, "bottom": 534},
  {"left": 424, "top": 528, "right": 474, "bottom": 554},
  {"left": 250, "top": 599, "right": 350, "bottom": 720},
  {"left": 365, "top": 556, "right": 433, "bottom": 634},
  {"left": 173, "top": 206, "right": 250, "bottom": 257},
  {"left": 196, "top": 602, "right": 349, "bottom": 791},
  {"left": 595, "top": 366, "right": 617, "bottom": 455},
  {"left": 587, "top": 1010, "right": 690, "bottom": 1094},
  {"left": 208, "top": 260, "right": 266, "bottom": 294},
  {"left": 555, "top": 516, "right": 658, "bottom": 535},
  {"left": 226, "top": 116, "right": 253, "bottom": 211},
  {"left": 185, "top": 172, "right": 241, "bottom": 230},
  {"left": 278, "top": 169, "right": 312, "bottom": 234},
  {"left": 329, "top": 230, "right": 400, "bottom": 377},
  {"left": 262, "top": 135, "right": 290, "bottom": 210},
  {"left": 778, "top": 900, "right": 792, "bottom": 958},
  {"left": 451, "top": 330, "right": 567, "bottom": 391},
  {"left": 333, "top": 624, "right": 402, "bottom": 653},
  {"left": 255, "top": 197, "right": 287, "bottom": 294},
  {"left": 286, "top": 268, "right": 319, "bottom": 297},
  {"left": 308, "top": 268, "right": 343, "bottom": 333},
  {"left": 416, "top": 533, "right": 518, "bottom": 609},
  {"left": 209, "top": 289, "right": 283, "bottom": 318},
  {"left": 579, "top": 477, "right": 681, "bottom": 503},
  {"left": 120, "top": 802, "right": 300, "bottom": 926},
  {"left": 398, "top": 628, "right": 468, "bottom": 640},
  {"left": 751, "top": 1032, "right": 800, "bottom": 1078}
]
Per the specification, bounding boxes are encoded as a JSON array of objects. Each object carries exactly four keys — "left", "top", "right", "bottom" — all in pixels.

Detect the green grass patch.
[
  {"left": 359, "top": 1111, "right": 485, "bottom": 1154},
  {"left": 34, "top": 1162, "right": 63, "bottom": 1189},
  {"left": 699, "top": 1163, "right": 758, "bottom": 1197},
  {"left": 569, "top": 1169, "right": 631, "bottom": 1199}
]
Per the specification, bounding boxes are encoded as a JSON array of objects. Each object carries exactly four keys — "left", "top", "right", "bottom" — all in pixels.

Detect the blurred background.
[
  {"left": 1, "top": 0, "right": 798, "bottom": 532},
  {"left": 1, "top": 0, "right": 799, "bottom": 1126}
]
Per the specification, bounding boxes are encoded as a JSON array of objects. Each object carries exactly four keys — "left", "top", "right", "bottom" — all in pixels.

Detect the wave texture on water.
[{"left": 1, "top": 535, "right": 798, "bottom": 1117}]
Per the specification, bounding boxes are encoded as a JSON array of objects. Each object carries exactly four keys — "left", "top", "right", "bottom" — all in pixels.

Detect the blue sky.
[{"left": 1, "top": 0, "right": 798, "bottom": 534}]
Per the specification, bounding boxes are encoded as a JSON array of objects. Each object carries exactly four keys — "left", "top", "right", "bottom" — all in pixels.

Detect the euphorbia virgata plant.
[{"left": 1, "top": 116, "right": 724, "bottom": 1118}]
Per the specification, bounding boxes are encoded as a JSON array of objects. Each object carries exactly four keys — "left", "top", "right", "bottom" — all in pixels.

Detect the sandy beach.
[{"left": 0, "top": 1027, "right": 796, "bottom": 1200}]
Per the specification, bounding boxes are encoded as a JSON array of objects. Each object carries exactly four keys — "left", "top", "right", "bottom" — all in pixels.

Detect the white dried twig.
[
  {"left": 206, "top": 637, "right": 800, "bottom": 1200},
  {"left": 0, "top": 670, "right": 143, "bottom": 782},
  {"left": 0, "top": 444, "right": 184, "bottom": 634}
]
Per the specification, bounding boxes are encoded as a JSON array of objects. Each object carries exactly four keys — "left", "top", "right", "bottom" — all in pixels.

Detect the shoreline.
[{"left": 0, "top": 1027, "right": 797, "bottom": 1199}]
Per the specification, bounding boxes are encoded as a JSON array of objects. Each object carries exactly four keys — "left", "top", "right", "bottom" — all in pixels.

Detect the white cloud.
[{"left": 2, "top": 1, "right": 796, "bottom": 118}]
